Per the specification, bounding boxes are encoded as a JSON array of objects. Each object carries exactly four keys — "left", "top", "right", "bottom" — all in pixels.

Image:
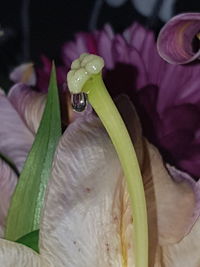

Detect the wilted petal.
[
  {"left": 40, "top": 115, "right": 127, "bottom": 266},
  {"left": 0, "top": 159, "right": 17, "bottom": 237},
  {"left": 38, "top": 96, "right": 196, "bottom": 266},
  {"left": 8, "top": 84, "right": 46, "bottom": 134},
  {"left": 167, "top": 164, "right": 200, "bottom": 232},
  {"left": 118, "top": 96, "right": 196, "bottom": 245},
  {"left": 0, "top": 239, "right": 45, "bottom": 267},
  {"left": 0, "top": 89, "right": 34, "bottom": 171},
  {"left": 145, "top": 142, "right": 195, "bottom": 245},
  {"left": 9, "top": 63, "right": 36, "bottom": 86},
  {"left": 116, "top": 96, "right": 195, "bottom": 245},
  {"left": 157, "top": 13, "right": 200, "bottom": 64},
  {"left": 160, "top": 217, "right": 200, "bottom": 266}
]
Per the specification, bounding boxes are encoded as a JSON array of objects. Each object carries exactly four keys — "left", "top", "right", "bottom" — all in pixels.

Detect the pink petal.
[
  {"left": 62, "top": 25, "right": 114, "bottom": 68},
  {"left": 0, "top": 91, "right": 34, "bottom": 171},
  {"left": 96, "top": 26, "right": 115, "bottom": 69},
  {"left": 8, "top": 84, "right": 46, "bottom": 134},
  {"left": 157, "top": 13, "right": 200, "bottom": 64},
  {"left": 35, "top": 56, "right": 66, "bottom": 92},
  {"left": 0, "top": 159, "right": 17, "bottom": 237}
]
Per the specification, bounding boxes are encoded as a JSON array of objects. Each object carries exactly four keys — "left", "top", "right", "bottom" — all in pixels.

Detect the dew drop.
[{"left": 71, "top": 92, "right": 87, "bottom": 112}]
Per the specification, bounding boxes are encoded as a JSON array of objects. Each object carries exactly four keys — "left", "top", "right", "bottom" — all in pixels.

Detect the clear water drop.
[{"left": 71, "top": 93, "right": 87, "bottom": 112}]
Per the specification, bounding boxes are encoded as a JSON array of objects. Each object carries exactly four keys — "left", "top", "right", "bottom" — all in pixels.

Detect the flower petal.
[
  {"left": 115, "top": 96, "right": 196, "bottom": 244},
  {"left": 8, "top": 84, "right": 46, "bottom": 134},
  {"left": 35, "top": 56, "right": 66, "bottom": 92},
  {"left": 157, "top": 13, "right": 200, "bottom": 64},
  {"left": 167, "top": 164, "right": 200, "bottom": 233},
  {"left": 40, "top": 115, "right": 127, "bottom": 266},
  {"left": 9, "top": 63, "right": 36, "bottom": 86},
  {"left": 0, "top": 239, "right": 44, "bottom": 266},
  {"left": 0, "top": 91, "right": 34, "bottom": 171},
  {"left": 159, "top": 217, "right": 200, "bottom": 266},
  {"left": 38, "top": 96, "right": 196, "bottom": 266},
  {"left": 145, "top": 142, "right": 195, "bottom": 245},
  {"left": 0, "top": 159, "right": 17, "bottom": 237},
  {"left": 116, "top": 96, "right": 196, "bottom": 254}
]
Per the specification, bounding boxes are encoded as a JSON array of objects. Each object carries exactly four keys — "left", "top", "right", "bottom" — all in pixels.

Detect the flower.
[
  {"left": 157, "top": 13, "right": 200, "bottom": 64},
  {"left": 9, "top": 56, "right": 66, "bottom": 93},
  {"left": 0, "top": 84, "right": 46, "bottom": 235},
  {"left": 62, "top": 22, "right": 200, "bottom": 179},
  {"left": 0, "top": 93, "right": 199, "bottom": 266},
  {"left": 1, "top": 19, "right": 200, "bottom": 266}
]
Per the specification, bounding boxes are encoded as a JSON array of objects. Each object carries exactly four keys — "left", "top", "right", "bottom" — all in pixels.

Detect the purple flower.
[
  {"left": 157, "top": 13, "right": 200, "bottom": 64},
  {"left": 62, "top": 22, "right": 200, "bottom": 179}
]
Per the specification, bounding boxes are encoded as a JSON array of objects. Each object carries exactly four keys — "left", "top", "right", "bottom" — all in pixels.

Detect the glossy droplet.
[{"left": 71, "top": 93, "right": 87, "bottom": 112}]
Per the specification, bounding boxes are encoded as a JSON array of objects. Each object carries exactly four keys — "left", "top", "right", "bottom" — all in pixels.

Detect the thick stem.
[{"left": 83, "top": 73, "right": 148, "bottom": 267}]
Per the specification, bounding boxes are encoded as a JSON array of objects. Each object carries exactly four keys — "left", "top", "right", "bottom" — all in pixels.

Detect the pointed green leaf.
[
  {"left": 5, "top": 64, "right": 61, "bottom": 241},
  {"left": 16, "top": 230, "right": 39, "bottom": 253}
]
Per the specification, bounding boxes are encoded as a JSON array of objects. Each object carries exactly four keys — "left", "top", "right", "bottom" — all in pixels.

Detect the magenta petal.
[
  {"left": 0, "top": 91, "right": 34, "bottom": 171},
  {"left": 35, "top": 56, "right": 66, "bottom": 92},
  {"left": 157, "top": 13, "right": 200, "bottom": 64},
  {"left": 0, "top": 159, "right": 17, "bottom": 237}
]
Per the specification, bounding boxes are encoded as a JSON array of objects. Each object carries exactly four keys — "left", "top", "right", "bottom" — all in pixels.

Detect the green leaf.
[
  {"left": 5, "top": 63, "right": 61, "bottom": 241},
  {"left": 16, "top": 230, "right": 39, "bottom": 253}
]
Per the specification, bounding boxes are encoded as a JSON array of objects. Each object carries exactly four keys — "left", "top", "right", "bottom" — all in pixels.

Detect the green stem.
[{"left": 83, "top": 73, "right": 148, "bottom": 267}]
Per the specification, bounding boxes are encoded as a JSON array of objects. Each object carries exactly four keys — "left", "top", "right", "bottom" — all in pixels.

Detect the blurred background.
[{"left": 0, "top": 0, "right": 200, "bottom": 89}]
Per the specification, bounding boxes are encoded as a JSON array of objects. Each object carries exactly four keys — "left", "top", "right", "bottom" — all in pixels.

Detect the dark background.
[{"left": 0, "top": 0, "right": 200, "bottom": 88}]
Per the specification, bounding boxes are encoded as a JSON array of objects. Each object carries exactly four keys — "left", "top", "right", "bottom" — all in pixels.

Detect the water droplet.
[{"left": 71, "top": 93, "right": 87, "bottom": 112}]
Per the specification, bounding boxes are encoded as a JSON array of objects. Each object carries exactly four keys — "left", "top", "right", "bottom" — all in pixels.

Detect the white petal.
[
  {"left": 146, "top": 143, "right": 195, "bottom": 245},
  {"left": 40, "top": 115, "right": 128, "bottom": 266},
  {"left": 0, "top": 239, "right": 46, "bottom": 267},
  {"left": 160, "top": 217, "right": 200, "bottom": 266},
  {"left": 39, "top": 97, "right": 196, "bottom": 266}
]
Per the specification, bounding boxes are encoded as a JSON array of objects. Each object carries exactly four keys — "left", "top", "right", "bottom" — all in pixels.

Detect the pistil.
[{"left": 67, "top": 53, "right": 148, "bottom": 267}]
